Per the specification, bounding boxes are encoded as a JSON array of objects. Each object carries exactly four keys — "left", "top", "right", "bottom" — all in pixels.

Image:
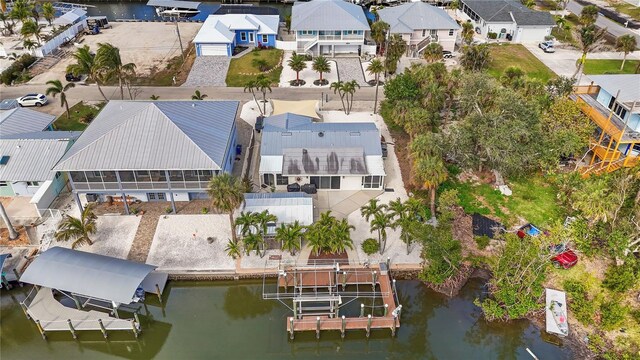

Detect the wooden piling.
[
  {"left": 289, "top": 317, "right": 294, "bottom": 340},
  {"left": 131, "top": 319, "right": 139, "bottom": 338},
  {"left": 134, "top": 312, "right": 141, "bottom": 325},
  {"left": 155, "top": 284, "right": 162, "bottom": 303},
  {"left": 98, "top": 319, "right": 108, "bottom": 339},
  {"left": 12, "top": 269, "right": 23, "bottom": 287},
  {"left": 384, "top": 304, "right": 388, "bottom": 317},
  {"left": 67, "top": 319, "right": 77, "bottom": 339},
  {"left": 366, "top": 315, "right": 372, "bottom": 338},
  {"left": 392, "top": 316, "right": 397, "bottom": 337},
  {"left": 341, "top": 315, "right": 346, "bottom": 339},
  {"left": 1, "top": 274, "right": 12, "bottom": 290},
  {"left": 371, "top": 271, "right": 377, "bottom": 291},
  {"left": 360, "top": 303, "right": 365, "bottom": 317},
  {"left": 35, "top": 320, "right": 46, "bottom": 340},
  {"left": 20, "top": 301, "right": 30, "bottom": 319},
  {"left": 315, "top": 316, "right": 321, "bottom": 339},
  {"left": 342, "top": 271, "right": 347, "bottom": 290}
]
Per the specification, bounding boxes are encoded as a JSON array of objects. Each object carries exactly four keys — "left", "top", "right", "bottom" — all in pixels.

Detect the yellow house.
[{"left": 572, "top": 75, "right": 640, "bottom": 175}]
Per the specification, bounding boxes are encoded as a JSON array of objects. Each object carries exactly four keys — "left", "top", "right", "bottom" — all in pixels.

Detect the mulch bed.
[
  {"left": 313, "top": 79, "right": 329, "bottom": 86},
  {"left": 0, "top": 226, "right": 31, "bottom": 246},
  {"left": 367, "top": 79, "right": 384, "bottom": 86},
  {"left": 389, "top": 127, "right": 413, "bottom": 191},
  {"left": 289, "top": 79, "right": 306, "bottom": 86},
  {"left": 308, "top": 251, "right": 349, "bottom": 264}
]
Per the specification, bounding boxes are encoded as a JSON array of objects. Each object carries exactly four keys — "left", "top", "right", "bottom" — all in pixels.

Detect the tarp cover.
[{"left": 19, "top": 247, "right": 157, "bottom": 305}]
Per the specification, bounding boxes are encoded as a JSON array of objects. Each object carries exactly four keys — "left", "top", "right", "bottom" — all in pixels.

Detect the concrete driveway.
[{"left": 184, "top": 57, "right": 231, "bottom": 87}]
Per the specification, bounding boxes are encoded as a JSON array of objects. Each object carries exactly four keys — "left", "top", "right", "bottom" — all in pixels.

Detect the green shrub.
[
  {"left": 0, "top": 54, "right": 36, "bottom": 85},
  {"left": 475, "top": 235, "right": 490, "bottom": 250},
  {"left": 165, "top": 206, "right": 173, "bottom": 214},
  {"left": 603, "top": 265, "right": 637, "bottom": 293},
  {"left": 201, "top": 207, "right": 209, "bottom": 214},
  {"left": 600, "top": 300, "right": 627, "bottom": 330},
  {"left": 563, "top": 279, "right": 595, "bottom": 324},
  {"left": 487, "top": 32, "right": 497, "bottom": 39},
  {"left": 361, "top": 238, "right": 380, "bottom": 255}
]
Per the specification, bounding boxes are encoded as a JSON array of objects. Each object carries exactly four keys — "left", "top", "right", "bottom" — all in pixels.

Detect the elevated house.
[
  {"left": 193, "top": 14, "right": 279, "bottom": 56},
  {"left": 53, "top": 101, "right": 239, "bottom": 212},
  {"left": 378, "top": 2, "right": 460, "bottom": 55},
  {"left": 259, "top": 113, "right": 385, "bottom": 191},
  {"left": 291, "top": 0, "right": 370, "bottom": 56},
  {"left": 457, "top": 0, "right": 555, "bottom": 43},
  {"left": 572, "top": 74, "right": 640, "bottom": 175}
]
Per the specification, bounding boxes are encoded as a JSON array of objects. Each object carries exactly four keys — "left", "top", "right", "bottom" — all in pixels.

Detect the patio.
[{"left": 278, "top": 52, "right": 338, "bottom": 88}]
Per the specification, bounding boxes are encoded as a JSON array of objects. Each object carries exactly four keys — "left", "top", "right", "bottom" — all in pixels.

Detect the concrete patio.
[{"left": 279, "top": 52, "right": 338, "bottom": 88}]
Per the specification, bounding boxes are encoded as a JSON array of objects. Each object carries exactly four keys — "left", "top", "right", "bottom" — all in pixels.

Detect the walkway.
[
  {"left": 333, "top": 57, "right": 368, "bottom": 86},
  {"left": 183, "top": 57, "right": 230, "bottom": 87},
  {"left": 315, "top": 190, "right": 383, "bottom": 219}
]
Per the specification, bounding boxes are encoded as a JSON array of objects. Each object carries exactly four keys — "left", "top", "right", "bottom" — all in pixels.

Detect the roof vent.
[
  {"left": 350, "top": 132, "right": 360, "bottom": 136},
  {"left": 318, "top": 131, "right": 324, "bottom": 138},
  {"left": 0, "top": 156, "right": 9, "bottom": 165},
  {"left": 192, "top": 103, "right": 196, "bottom": 107}
]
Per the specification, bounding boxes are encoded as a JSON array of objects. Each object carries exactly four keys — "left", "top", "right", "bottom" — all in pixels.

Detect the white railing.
[{"left": 34, "top": 21, "right": 86, "bottom": 57}]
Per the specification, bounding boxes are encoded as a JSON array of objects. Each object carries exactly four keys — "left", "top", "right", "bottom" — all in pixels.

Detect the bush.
[
  {"left": 201, "top": 207, "right": 209, "bottom": 214},
  {"left": 563, "top": 279, "right": 596, "bottom": 324},
  {"left": 0, "top": 54, "right": 36, "bottom": 85},
  {"left": 361, "top": 238, "right": 380, "bottom": 255},
  {"left": 487, "top": 32, "right": 497, "bottom": 39},
  {"left": 475, "top": 235, "right": 490, "bottom": 250},
  {"left": 600, "top": 300, "right": 627, "bottom": 330},
  {"left": 603, "top": 265, "right": 637, "bottom": 293},
  {"left": 165, "top": 206, "right": 173, "bottom": 214}
]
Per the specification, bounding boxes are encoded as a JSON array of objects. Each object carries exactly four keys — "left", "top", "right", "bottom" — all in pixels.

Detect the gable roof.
[
  {"left": 54, "top": 101, "right": 238, "bottom": 171},
  {"left": 462, "top": 0, "right": 555, "bottom": 25},
  {"left": 588, "top": 74, "right": 640, "bottom": 109},
  {"left": 0, "top": 108, "right": 56, "bottom": 137},
  {"left": 378, "top": 2, "right": 460, "bottom": 33},
  {"left": 213, "top": 5, "right": 279, "bottom": 16},
  {"left": 243, "top": 192, "right": 314, "bottom": 227},
  {"left": 194, "top": 14, "right": 279, "bottom": 43},
  {"left": 0, "top": 136, "right": 74, "bottom": 181},
  {"left": 53, "top": 8, "right": 86, "bottom": 25},
  {"left": 291, "top": 0, "right": 370, "bottom": 31}
]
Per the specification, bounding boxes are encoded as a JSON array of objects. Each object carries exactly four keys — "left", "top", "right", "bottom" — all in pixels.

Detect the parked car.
[
  {"left": 539, "top": 41, "right": 555, "bottom": 53},
  {"left": 17, "top": 94, "right": 47, "bottom": 107},
  {"left": 442, "top": 50, "right": 453, "bottom": 59},
  {"left": 65, "top": 73, "right": 82, "bottom": 82},
  {"left": 549, "top": 244, "right": 578, "bottom": 269},
  {"left": 255, "top": 115, "right": 264, "bottom": 132}
]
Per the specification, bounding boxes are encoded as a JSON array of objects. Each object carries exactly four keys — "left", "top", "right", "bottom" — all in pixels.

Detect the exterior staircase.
[{"left": 297, "top": 39, "right": 317, "bottom": 53}]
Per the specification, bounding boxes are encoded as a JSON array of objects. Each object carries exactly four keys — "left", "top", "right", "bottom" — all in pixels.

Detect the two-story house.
[
  {"left": 378, "top": 2, "right": 460, "bottom": 55},
  {"left": 193, "top": 14, "right": 279, "bottom": 56},
  {"left": 291, "top": 0, "right": 370, "bottom": 56},
  {"left": 53, "top": 101, "right": 239, "bottom": 213},
  {"left": 572, "top": 74, "right": 640, "bottom": 175}
]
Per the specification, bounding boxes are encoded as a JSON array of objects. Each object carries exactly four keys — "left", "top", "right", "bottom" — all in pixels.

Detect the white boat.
[
  {"left": 155, "top": 7, "right": 200, "bottom": 18},
  {"left": 545, "top": 288, "right": 569, "bottom": 337}
]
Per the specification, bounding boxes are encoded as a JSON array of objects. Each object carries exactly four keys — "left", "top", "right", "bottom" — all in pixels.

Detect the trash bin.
[{"left": 236, "top": 144, "right": 242, "bottom": 155}]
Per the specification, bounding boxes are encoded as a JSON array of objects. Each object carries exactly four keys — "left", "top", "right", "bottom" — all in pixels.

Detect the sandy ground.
[
  {"left": 54, "top": 215, "right": 141, "bottom": 259},
  {"left": 28, "top": 22, "right": 202, "bottom": 85},
  {"left": 146, "top": 214, "right": 235, "bottom": 271},
  {"left": 279, "top": 51, "right": 339, "bottom": 88}
]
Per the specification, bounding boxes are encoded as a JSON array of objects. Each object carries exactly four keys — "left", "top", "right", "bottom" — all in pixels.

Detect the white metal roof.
[
  {"left": 588, "top": 74, "right": 640, "bottom": 109},
  {"left": 54, "top": 101, "right": 238, "bottom": 171},
  {"left": 53, "top": 8, "right": 86, "bottom": 25},
  {"left": 378, "top": 2, "right": 460, "bottom": 32},
  {"left": 0, "top": 137, "right": 73, "bottom": 181},
  {"left": 365, "top": 156, "right": 385, "bottom": 176},
  {"left": 259, "top": 155, "right": 284, "bottom": 173},
  {"left": 194, "top": 14, "right": 279, "bottom": 43},
  {"left": 19, "top": 247, "right": 157, "bottom": 305},
  {"left": 0, "top": 108, "right": 56, "bottom": 137},
  {"left": 243, "top": 193, "right": 314, "bottom": 226},
  {"left": 291, "top": 0, "right": 370, "bottom": 31}
]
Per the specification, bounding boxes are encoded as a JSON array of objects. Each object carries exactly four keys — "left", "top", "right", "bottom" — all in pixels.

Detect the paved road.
[{"left": 567, "top": 1, "right": 640, "bottom": 44}]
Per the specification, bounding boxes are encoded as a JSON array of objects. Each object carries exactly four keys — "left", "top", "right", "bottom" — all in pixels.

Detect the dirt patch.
[
  {"left": 389, "top": 127, "right": 413, "bottom": 191},
  {"left": 134, "top": 44, "right": 197, "bottom": 86},
  {"left": 308, "top": 251, "right": 348, "bottom": 264},
  {"left": 0, "top": 226, "right": 31, "bottom": 246}
]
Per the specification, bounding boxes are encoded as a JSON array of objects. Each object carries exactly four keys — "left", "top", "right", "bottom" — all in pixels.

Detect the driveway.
[
  {"left": 333, "top": 57, "right": 367, "bottom": 86},
  {"left": 184, "top": 57, "right": 231, "bottom": 87}
]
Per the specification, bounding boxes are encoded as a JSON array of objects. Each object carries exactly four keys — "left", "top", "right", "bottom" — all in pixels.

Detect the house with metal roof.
[
  {"left": 458, "top": 0, "right": 555, "bottom": 43},
  {"left": 259, "top": 113, "right": 385, "bottom": 191},
  {"left": 0, "top": 132, "right": 78, "bottom": 214},
  {"left": 291, "top": 0, "right": 370, "bottom": 56},
  {"left": 0, "top": 108, "right": 56, "bottom": 137},
  {"left": 241, "top": 192, "right": 314, "bottom": 236},
  {"left": 53, "top": 100, "right": 239, "bottom": 213},
  {"left": 378, "top": 2, "right": 460, "bottom": 55},
  {"left": 193, "top": 14, "right": 279, "bottom": 56}
]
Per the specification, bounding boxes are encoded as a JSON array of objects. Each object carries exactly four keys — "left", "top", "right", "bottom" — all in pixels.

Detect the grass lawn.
[
  {"left": 226, "top": 48, "right": 283, "bottom": 87},
  {"left": 441, "top": 175, "right": 565, "bottom": 228},
  {"left": 487, "top": 44, "right": 556, "bottom": 82},
  {"left": 52, "top": 101, "right": 105, "bottom": 131},
  {"left": 583, "top": 59, "right": 640, "bottom": 75},
  {"left": 609, "top": 0, "right": 640, "bottom": 22}
]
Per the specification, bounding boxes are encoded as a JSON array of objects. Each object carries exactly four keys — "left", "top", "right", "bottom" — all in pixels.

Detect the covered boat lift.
[{"left": 19, "top": 247, "right": 168, "bottom": 339}]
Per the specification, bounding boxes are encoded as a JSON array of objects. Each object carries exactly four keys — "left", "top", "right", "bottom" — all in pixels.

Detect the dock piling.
[
  {"left": 134, "top": 312, "right": 141, "bottom": 326},
  {"left": 341, "top": 315, "right": 346, "bottom": 339},
  {"left": 1, "top": 274, "right": 12, "bottom": 290},
  {"left": 392, "top": 316, "right": 397, "bottom": 337},
  {"left": 12, "top": 269, "right": 23, "bottom": 287},
  {"left": 289, "top": 317, "right": 294, "bottom": 340},
  {"left": 35, "top": 320, "right": 46, "bottom": 340},
  {"left": 98, "top": 319, "right": 108, "bottom": 339},
  {"left": 366, "top": 315, "right": 372, "bottom": 338},
  {"left": 342, "top": 271, "right": 347, "bottom": 290},
  {"left": 67, "top": 319, "right": 77, "bottom": 339},
  {"left": 384, "top": 304, "right": 388, "bottom": 317},
  {"left": 131, "top": 319, "right": 139, "bottom": 338},
  {"left": 20, "top": 301, "right": 30, "bottom": 319},
  {"left": 372, "top": 271, "right": 377, "bottom": 291},
  {"left": 360, "top": 303, "right": 365, "bottom": 317},
  {"left": 155, "top": 284, "right": 162, "bottom": 304},
  {"left": 316, "top": 316, "right": 321, "bottom": 339}
]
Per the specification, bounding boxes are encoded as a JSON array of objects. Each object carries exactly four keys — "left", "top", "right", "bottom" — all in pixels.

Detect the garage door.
[
  {"left": 199, "top": 44, "right": 228, "bottom": 56},
  {"left": 335, "top": 45, "right": 360, "bottom": 54}
]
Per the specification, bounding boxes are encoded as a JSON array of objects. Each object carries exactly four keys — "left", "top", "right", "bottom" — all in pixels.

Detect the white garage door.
[
  {"left": 335, "top": 45, "right": 359, "bottom": 54},
  {"left": 200, "top": 44, "right": 228, "bottom": 56}
]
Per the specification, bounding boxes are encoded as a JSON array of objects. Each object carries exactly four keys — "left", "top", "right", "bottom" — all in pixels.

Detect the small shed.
[{"left": 472, "top": 213, "right": 505, "bottom": 239}]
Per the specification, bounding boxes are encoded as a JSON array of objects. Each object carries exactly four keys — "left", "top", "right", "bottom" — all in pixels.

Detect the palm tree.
[
  {"left": 252, "top": 58, "right": 269, "bottom": 72},
  {"left": 67, "top": 45, "right": 109, "bottom": 101},
  {"left": 235, "top": 211, "right": 258, "bottom": 237},
  {"left": 192, "top": 90, "right": 207, "bottom": 100},
  {"left": 0, "top": 202, "right": 18, "bottom": 240},
  {"left": 207, "top": 173, "right": 246, "bottom": 243},
  {"left": 384, "top": 34, "right": 407, "bottom": 74},
  {"left": 370, "top": 21, "right": 390, "bottom": 55},
  {"left": 461, "top": 22, "right": 474, "bottom": 46},
  {"left": 388, "top": 198, "right": 419, "bottom": 255},
  {"left": 255, "top": 210, "right": 277, "bottom": 237},
  {"left": 414, "top": 155, "right": 448, "bottom": 221},
  {"left": 255, "top": 74, "right": 272, "bottom": 115},
  {"left": 312, "top": 56, "right": 331, "bottom": 85},
  {"left": 615, "top": 34, "right": 637, "bottom": 71},
  {"left": 360, "top": 198, "right": 386, "bottom": 222},
  {"left": 46, "top": 79, "right": 75, "bottom": 119},
  {"left": 275, "top": 221, "right": 304, "bottom": 255},
  {"left": 423, "top": 43, "right": 443, "bottom": 63},
  {"left": 150, "top": 94, "right": 160, "bottom": 100},
  {"left": 22, "top": 39, "right": 37, "bottom": 53},
  {"left": 572, "top": 25, "right": 607, "bottom": 79},
  {"left": 329, "top": 218, "right": 355, "bottom": 254},
  {"left": 305, "top": 211, "right": 335, "bottom": 255},
  {"left": 243, "top": 232, "right": 264, "bottom": 257},
  {"left": 42, "top": 2, "right": 55, "bottom": 26},
  {"left": 225, "top": 239, "right": 242, "bottom": 260},
  {"left": 243, "top": 79, "right": 262, "bottom": 114},
  {"left": 367, "top": 58, "right": 384, "bottom": 113},
  {"left": 579, "top": 5, "right": 599, "bottom": 26},
  {"left": 20, "top": 19, "right": 41, "bottom": 44},
  {"left": 0, "top": 13, "right": 16, "bottom": 36},
  {"left": 95, "top": 43, "right": 136, "bottom": 100},
  {"left": 10, "top": 0, "right": 31, "bottom": 24},
  {"left": 370, "top": 211, "right": 392, "bottom": 254},
  {"left": 460, "top": 44, "right": 491, "bottom": 72},
  {"left": 54, "top": 204, "right": 98, "bottom": 249},
  {"left": 287, "top": 53, "right": 307, "bottom": 85},
  {"left": 330, "top": 80, "right": 346, "bottom": 111},
  {"left": 342, "top": 80, "right": 360, "bottom": 115}
]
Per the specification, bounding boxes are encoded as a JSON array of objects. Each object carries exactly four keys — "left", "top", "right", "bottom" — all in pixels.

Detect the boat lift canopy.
[
  {"left": 19, "top": 247, "right": 158, "bottom": 305},
  {"left": 146, "top": 0, "right": 201, "bottom": 10}
]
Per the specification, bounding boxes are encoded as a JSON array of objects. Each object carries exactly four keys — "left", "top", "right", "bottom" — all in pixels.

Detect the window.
[
  {"left": 422, "top": 29, "right": 426, "bottom": 37},
  {"left": 148, "top": 193, "right": 156, "bottom": 200},
  {"left": 276, "top": 174, "right": 288, "bottom": 186},
  {"left": 118, "top": 171, "right": 135, "bottom": 182},
  {"left": 613, "top": 103, "right": 628, "bottom": 119},
  {"left": 262, "top": 34, "right": 268, "bottom": 43},
  {"left": 70, "top": 172, "right": 86, "bottom": 183},
  {"left": 449, "top": 29, "right": 454, "bottom": 36},
  {"left": 149, "top": 170, "right": 167, "bottom": 182},
  {"left": 0, "top": 181, "right": 7, "bottom": 187},
  {"left": 135, "top": 170, "right": 151, "bottom": 182},
  {"left": 54, "top": 172, "right": 62, "bottom": 179},
  {"left": 101, "top": 171, "right": 117, "bottom": 183},
  {"left": 85, "top": 171, "right": 102, "bottom": 182},
  {"left": 309, "top": 176, "right": 340, "bottom": 189},
  {"left": 26, "top": 181, "right": 40, "bottom": 187},
  {"left": 362, "top": 176, "right": 383, "bottom": 189},
  {"left": 198, "top": 170, "right": 213, "bottom": 181},
  {"left": 430, "top": 29, "right": 437, "bottom": 36},
  {"left": 183, "top": 170, "right": 199, "bottom": 182},
  {"left": 240, "top": 32, "right": 247, "bottom": 41},
  {"left": 169, "top": 170, "right": 184, "bottom": 182},
  {"left": 157, "top": 193, "right": 166, "bottom": 200},
  {"left": 263, "top": 173, "right": 275, "bottom": 187}
]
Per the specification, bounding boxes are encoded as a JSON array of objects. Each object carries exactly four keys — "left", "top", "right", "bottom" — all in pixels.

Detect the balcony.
[{"left": 572, "top": 93, "right": 639, "bottom": 143}]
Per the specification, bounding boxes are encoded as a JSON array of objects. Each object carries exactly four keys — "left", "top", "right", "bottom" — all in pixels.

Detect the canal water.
[
  {"left": 1, "top": 278, "right": 573, "bottom": 359},
  {"left": 81, "top": 1, "right": 292, "bottom": 21}
]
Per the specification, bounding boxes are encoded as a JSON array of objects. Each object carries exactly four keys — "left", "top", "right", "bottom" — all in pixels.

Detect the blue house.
[{"left": 194, "top": 14, "right": 279, "bottom": 56}]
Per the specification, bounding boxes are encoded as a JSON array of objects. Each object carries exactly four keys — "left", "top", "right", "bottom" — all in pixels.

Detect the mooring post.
[
  {"left": 392, "top": 279, "right": 397, "bottom": 295},
  {"left": 372, "top": 271, "right": 377, "bottom": 291},
  {"left": 293, "top": 300, "right": 297, "bottom": 319},
  {"left": 360, "top": 303, "right": 365, "bottom": 317},
  {"left": 155, "top": 284, "right": 162, "bottom": 304},
  {"left": 20, "top": 301, "right": 30, "bottom": 319},
  {"left": 72, "top": 294, "right": 82, "bottom": 310},
  {"left": 386, "top": 257, "right": 390, "bottom": 272},
  {"left": 35, "top": 320, "right": 46, "bottom": 340},
  {"left": 316, "top": 316, "right": 321, "bottom": 339},
  {"left": 342, "top": 271, "right": 347, "bottom": 290},
  {"left": 12, "top": 269, "right": 23, "bottom": 287},
  {"left": 366, "top": 314, "right": 372, "bottom": 338},
  {"left": 289, "top": 317, "right": 295, "bottom": 340},
  {"left": 131, "top": 319, "right": 139, "bottom": 338},
  {"left": 392, "top": 315, "right": 397, "bottom": 337},
  {"left": 397, "top": 305, "right": 403, "bottom": 320},
  {"left": 384, "top": 304, "right": 388, "bottom": 317},
  {"left": 341, "top": 315, "right": 346, "bottom": 339},
  {"left": 134, "top": 312, "right": 141, "bottom": 326},
  {"left": 98, "top": 319, "right": 108, "bottom": 339},
  {"left": 67, "top": 319, "right": 77, "bottom": 339}
]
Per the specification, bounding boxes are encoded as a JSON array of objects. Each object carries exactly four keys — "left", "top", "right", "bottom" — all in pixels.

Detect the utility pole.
[{"left": 175, "top": 17, "right": 185, "bottom": 62}]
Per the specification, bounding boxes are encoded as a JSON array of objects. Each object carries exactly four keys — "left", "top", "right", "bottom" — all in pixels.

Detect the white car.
[
  {"left": 539, "top": 41, "right": 556, "bottom": 53},
  {"left": 17, "top": 94, "right": 48, "bottom": 107}
]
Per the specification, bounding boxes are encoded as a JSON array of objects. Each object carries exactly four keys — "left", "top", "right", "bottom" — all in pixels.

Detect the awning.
[
  {"left": 19, "top": 247, "right": 157, "bottom": 305},
  {"left": 259, "top": 155, "right": 283, "bottom": 173},
  {"left": 271, "top": 100, "right": 319, "bottom": 119},
  {"left": 53, "top": 9, "right": 86, "bottom": 25},
  {"left": 147, "top": 0, "right": 201, "bottom": 10}
]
